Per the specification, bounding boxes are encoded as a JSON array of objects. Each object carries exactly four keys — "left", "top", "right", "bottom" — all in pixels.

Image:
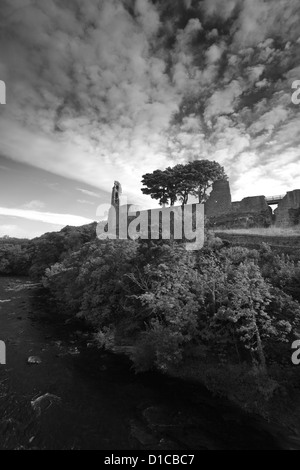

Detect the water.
[{"left": 0, "top": 277, "right": 282, "bottom": 450}]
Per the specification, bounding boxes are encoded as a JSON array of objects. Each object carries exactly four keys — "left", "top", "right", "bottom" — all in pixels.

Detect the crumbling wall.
[
  {"left": 207, "top": 210, "right": 272, "bottom": 229},
  {"left": 111, "top": 181, "right": 122, "bottom": 207},
  {"left": 107, "top": 181, "right": 300, "bottom": 233},
  {"left": 232, "top": 196, "right": 270, "bottom": 214},
  {"left": 205, "top": 179, "right": 231, "bottom": 217},
  {"left": 206, "top": 189, "right": 272, "bottom": 229},
  {"left": 275, "top": 190, "right": 300, "bottom": 227}
]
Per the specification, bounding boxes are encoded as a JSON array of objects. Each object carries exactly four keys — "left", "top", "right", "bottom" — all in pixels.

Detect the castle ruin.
[
  {"left": 108, "top": 179, "right": 300, "bottom": 232},
  {"left": 204, "top": 179, "right": 300, "bottom": 229},
  {"left": 274, "top": 190, "right": 300, "bottom": 227}
]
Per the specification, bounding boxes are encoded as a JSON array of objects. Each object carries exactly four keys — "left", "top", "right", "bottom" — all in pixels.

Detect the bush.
[{"left": 39, "top": 235, "right": 300, "bottom": 419}]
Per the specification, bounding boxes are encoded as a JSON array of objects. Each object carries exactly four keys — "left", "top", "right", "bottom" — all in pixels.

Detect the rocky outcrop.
[{"left": 27, "top": 356, "right": 42, "bottom": 365}]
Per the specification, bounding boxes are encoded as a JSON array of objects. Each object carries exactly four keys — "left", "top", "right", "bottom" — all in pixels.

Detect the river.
[{"left": 0, "top": 276, "right": 287, "bottom": 450}]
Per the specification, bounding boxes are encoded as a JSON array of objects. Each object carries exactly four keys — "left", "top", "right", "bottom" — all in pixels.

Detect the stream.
[{"left": 0, "top": 276, "right": 287, "bottom": 450}]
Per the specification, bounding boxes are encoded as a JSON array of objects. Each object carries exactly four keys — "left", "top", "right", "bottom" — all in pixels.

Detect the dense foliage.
[
  {"left": 2, "top": 224, "right": 300, "bottom": 417},
  {"left": 141, "top": 160, "right": 227, "bottom": 205},
  {"left": 0, "top": 223, "right": 97, "bottom": 278},
  {"left": 40, "top": 234, "right": 300, "bottom": 415},
  {"left": 0, "top": 238, "right": 30, "bottom": 275}
]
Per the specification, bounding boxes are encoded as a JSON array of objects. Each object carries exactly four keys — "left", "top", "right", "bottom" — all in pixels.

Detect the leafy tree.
[
  {"left": 186, "top": 160, "right": 227, "bottom": 203},
  {"left": 0, "top": 244, "right": 31, "bottom": 275},
  {"left": 141, "top": 169, "right": 177, "bottom": 206},
  {"left": 171, "top": 164, "right": 195, "bottom": 205},
  {"left": 141, "top": 160, "right": 226, "bottom": 206}
]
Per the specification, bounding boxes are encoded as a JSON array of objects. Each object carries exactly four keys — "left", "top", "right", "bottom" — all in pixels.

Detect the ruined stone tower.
[
  {"left": 111, "top": 181, "right": 122, "bottom": 208},
  {"left": 205, "top": 179, "right": 231, "bottom": 217}
]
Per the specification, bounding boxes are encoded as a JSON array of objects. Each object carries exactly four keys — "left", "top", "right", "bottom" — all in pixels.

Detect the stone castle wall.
[
  {"left": 204, "top": 180, "right": 231, "bottom": 217},
  {"left": 205, "top": 181, "right": 273, "bottom": 228},
  {"left": 109, "top": 180, "right": 300, "bottom": 231},
  {"left": 274, "top": 190, "right": 300, "bottom": 227},
  {"left": 231, "top": 196, "right": 270, "bottom": 214},
  {"left": 205, "top": 180, "right": 300, "bottom": 228}
]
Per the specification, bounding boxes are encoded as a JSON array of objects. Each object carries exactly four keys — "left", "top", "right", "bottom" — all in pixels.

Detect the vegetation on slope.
[
  {"left": 1, "top": 221, "right": 300, "bottom": 421},
  {"left": 40, "top": 234, "right": 300, "bottom": 418}
]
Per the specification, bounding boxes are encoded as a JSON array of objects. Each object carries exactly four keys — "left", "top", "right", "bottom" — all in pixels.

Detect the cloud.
[
  {"left": 201, "top": 0, "right": 241, "bottom": 20},
  {"left": 206, "top": 44, "right": 224, "bottom": 64},
  {"left": 0, "top": 224, "right": 29, "bottom": 238},
  {"left": 248, "top": 106, "right": 290, "bottom": 136},
  {"left": 77, "top": 199, "right": 96, "bottom": 206},
  {"left": 134, "top": 0, "right": 161, "bottom": 37},
  {"left": 0, "top": 207, "right": 94, "bottom": 226},
  {"left": 22, "top": 200, "right": 45, "bottom": 210},
  {"left": 0, "top": 0, "right": 299, "bottom": 217},
  {"left": 76, "top": 188, "right": 102, "bottom": 198},
  {"left": 0, "top": 0, "right": 179, "bottom": 202},
  {"left": 233, "top": 0, "right": 300, "bottom": 48},
  {"left": 204, "top": 80, "right": 243, "bottom": 124}
]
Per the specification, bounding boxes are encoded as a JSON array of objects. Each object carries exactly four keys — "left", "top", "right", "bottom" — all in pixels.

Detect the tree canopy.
[{"left": 141, "top": 160, "right": 227, "bottom": 206}]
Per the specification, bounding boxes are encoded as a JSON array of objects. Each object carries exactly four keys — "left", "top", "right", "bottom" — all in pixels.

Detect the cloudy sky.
[{"left": 0, "top": 0, "right": 299, "bottom": 238}]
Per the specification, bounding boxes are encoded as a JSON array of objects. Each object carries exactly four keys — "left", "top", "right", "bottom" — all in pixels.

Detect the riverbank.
[{"left": 0, "top": 276, "right": 287, "bottom": 450}]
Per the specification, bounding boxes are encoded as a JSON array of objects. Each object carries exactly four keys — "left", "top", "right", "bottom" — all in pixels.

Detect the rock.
[
  {"left": 222, "top": 412, "right": 242, "bottom": 423},
  {"left": 31, "top": 393, "right": 61, "bottom": 416},
  {"left": 130, "top": 420, "right": 159, "bottom": 447},
  {"left": 64, "top": 318, "right": 78, "bottom": 325},
  {"left": 287, "top": 435, "right": 300, "bottom": 449},
  {"left": 74, "top": 330, "right": 83, "bottom": 338},
  {"left": 68, "top": 347, "right": 80, "bottom": 356},
  {"left": 27, "top": 356, "right": 42, "bottom": 365},
  {"left": 142, "top": 405, "right": 172, "bottom": 427},
  {"left": 158, "top": 438, "right": 180, "bottom": 450}
]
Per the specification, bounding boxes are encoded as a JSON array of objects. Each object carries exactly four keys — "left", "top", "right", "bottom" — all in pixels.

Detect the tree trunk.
[
  {"left": 211, "top": 280, "right": 216, "bottom": 314},
  {"left": 254, "top": 323, "right": 267, "bottom": 373},
  {"left": 234, "top": 335, "right": 241, "bottom": 364}
]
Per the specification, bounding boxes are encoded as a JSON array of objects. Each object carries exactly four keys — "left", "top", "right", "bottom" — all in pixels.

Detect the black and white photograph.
[{"left": 0, "top": 0, "right": 300, "bottom": 453}]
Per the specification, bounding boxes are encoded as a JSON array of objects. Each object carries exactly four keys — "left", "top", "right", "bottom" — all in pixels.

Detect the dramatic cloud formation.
[{"left": 0, "top": 0, "right": 300, "bottom": 237}]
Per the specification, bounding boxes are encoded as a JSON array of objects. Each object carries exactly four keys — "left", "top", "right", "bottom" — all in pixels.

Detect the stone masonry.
[
  {"left": 274, "top": 190, "right": 300, "bottom": 227},
  {"left": 108, "top": 180, "right": 300, "bottom": 231},
  {"left": 204, "top": 180, "right": 231, "bottom": 217}
]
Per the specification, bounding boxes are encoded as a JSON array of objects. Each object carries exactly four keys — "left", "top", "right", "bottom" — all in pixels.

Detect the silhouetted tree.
[{"left": 141, "top": 160, "right": 226, "bottom": 206}]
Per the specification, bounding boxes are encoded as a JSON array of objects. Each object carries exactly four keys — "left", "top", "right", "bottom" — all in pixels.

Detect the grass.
[{"left": 211, "top": 227, "right": 300, "bottom": 237}]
